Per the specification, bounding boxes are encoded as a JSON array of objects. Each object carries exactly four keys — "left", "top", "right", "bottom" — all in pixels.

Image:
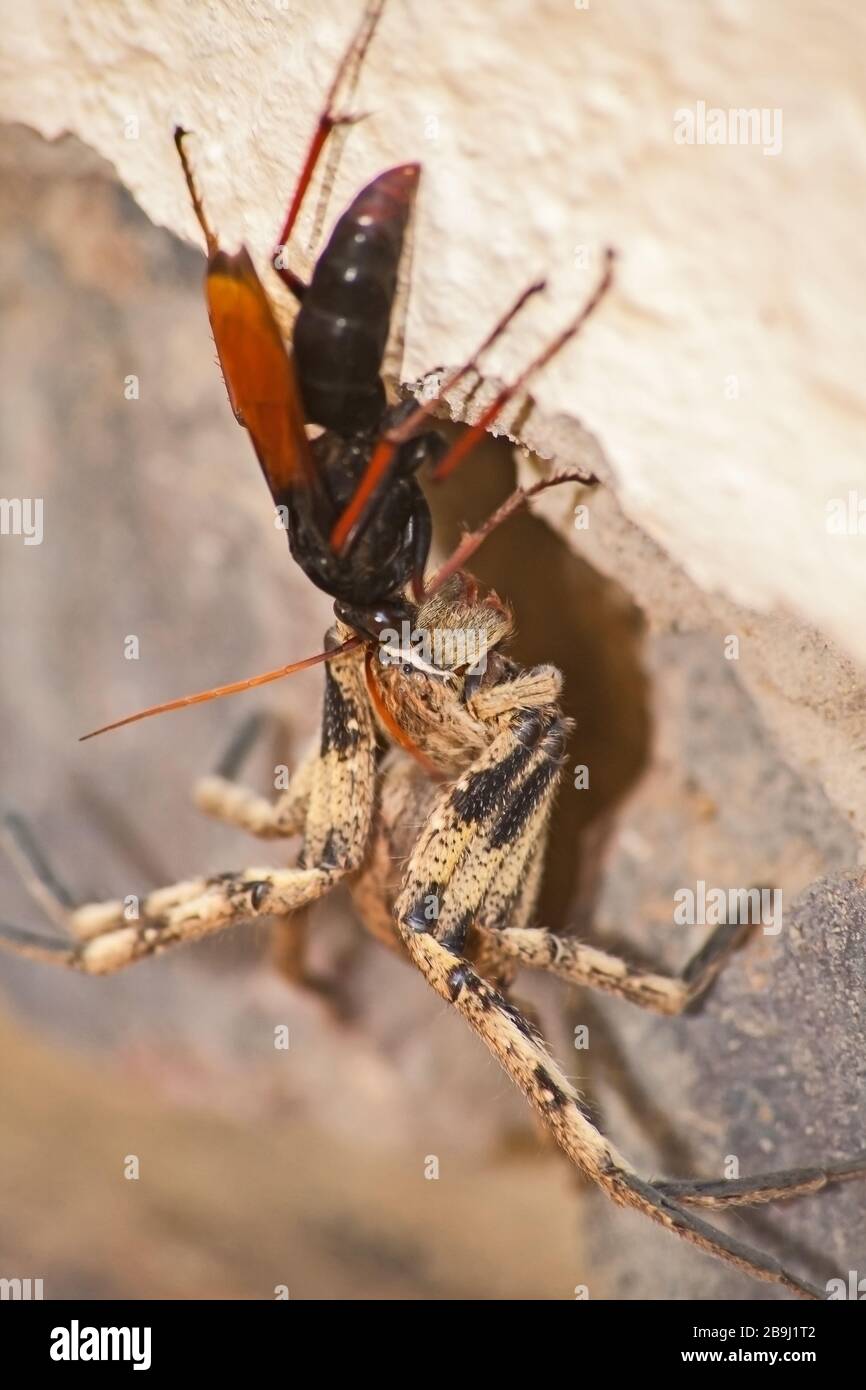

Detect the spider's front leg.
[
  {"left": 191, "top": 699, "right": 352, "bottom": 1002},
  {"left": 394, "top": 695, "right": 861, "bottom": 1299},
  {"left": 0, "top": 643, "right": 377, "bottom": 975}
]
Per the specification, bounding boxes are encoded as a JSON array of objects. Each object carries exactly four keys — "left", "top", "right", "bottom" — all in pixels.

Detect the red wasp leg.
[
  {"left": 329, "top": 279, "right": 547, "bottom": 556},
  {"left": 424, "top": 470, "right": 597, "bottom": 600},
  {"left": 381, "top": 279, "right": 547, "bottom": 449},
  {"left": 432, "top": 247, "right": 615, "bottom": 483},
  {"left": 272, "top": 0, "right": 387, "bottom": 296}
]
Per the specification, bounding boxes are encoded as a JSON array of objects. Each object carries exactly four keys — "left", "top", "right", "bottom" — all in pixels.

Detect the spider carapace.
[{"left": 3, "top": 0, "right": 865, "bottom": 1302}]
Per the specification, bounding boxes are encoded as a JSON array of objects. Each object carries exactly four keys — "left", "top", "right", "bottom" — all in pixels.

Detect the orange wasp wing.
[{"left": 205, "top": 247, "right": 316, "bottom": 497}]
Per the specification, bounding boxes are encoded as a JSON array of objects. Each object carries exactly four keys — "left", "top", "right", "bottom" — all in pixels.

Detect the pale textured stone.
[{"left": 4, "top": 0, "right": 865, "bottom": 666}]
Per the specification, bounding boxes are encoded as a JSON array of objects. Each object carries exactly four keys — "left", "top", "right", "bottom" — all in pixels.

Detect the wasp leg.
[{"left": 272, "top": 0, "right": 387, "bottom": 294}]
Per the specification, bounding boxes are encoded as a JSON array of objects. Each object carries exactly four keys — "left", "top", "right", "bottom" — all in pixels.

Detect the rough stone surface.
[
  {"left": 4, "top": 0, "right": 866, "bottom": 669},
  {"left": 3, "top": 0, "right": 866, "bottom": 1302}
]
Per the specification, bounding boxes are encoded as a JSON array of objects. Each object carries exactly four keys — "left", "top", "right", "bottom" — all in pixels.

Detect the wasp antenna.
[{"left": 79, "top": 638, "right": 363, "bottom": 741}]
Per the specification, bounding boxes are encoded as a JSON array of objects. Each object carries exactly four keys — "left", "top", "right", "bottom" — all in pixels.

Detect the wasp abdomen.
[{"left": 293, "top": 163, "right": 420, "bottom": 435}]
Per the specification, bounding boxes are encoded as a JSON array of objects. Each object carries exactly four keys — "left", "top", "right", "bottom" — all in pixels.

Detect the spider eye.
[{"left": 400, "top": 662, "right": 415, "bottom": 676}]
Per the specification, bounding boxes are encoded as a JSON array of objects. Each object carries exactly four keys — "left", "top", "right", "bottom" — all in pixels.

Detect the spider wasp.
[{"left": 2, "top": 0, "right": 864, "bottom": 1300}]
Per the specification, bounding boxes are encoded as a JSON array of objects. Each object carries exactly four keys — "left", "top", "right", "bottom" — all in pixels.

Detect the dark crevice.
[{"left": 424, "top": 425, "right": 651, "bottom": 934}]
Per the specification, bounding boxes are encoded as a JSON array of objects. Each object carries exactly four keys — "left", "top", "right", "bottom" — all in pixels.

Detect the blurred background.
[{"left": 1, "top": 120, "right": 864, "bottom": 1302}]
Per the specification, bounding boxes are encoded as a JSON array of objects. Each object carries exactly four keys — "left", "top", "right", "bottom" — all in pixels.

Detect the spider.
[{"left": 2, "top": 0, "right": 864, "bottom": 1301}]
